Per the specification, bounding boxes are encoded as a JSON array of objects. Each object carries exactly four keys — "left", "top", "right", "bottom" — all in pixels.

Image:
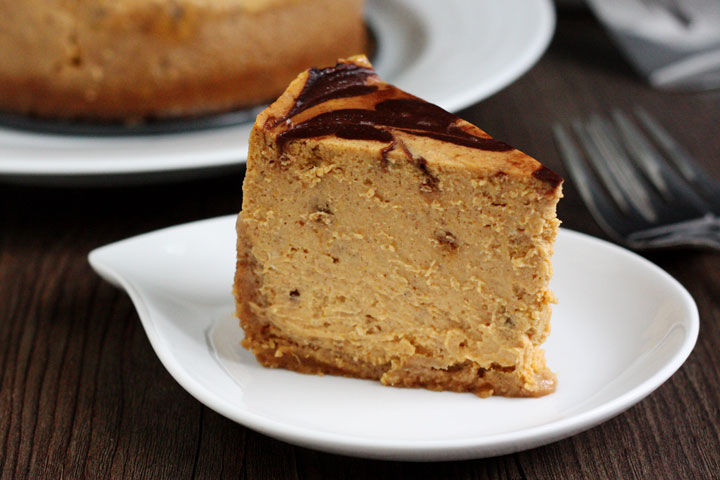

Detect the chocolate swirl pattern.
[
  {"left": 274, "top": 62, "right": 513, "bottom": 154},
  {"left": 268, "top": 59, "right": 562, "bottom": 188}
]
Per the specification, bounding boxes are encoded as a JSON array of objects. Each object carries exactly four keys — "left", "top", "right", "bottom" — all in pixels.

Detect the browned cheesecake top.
[{"left": 259, "top": 55, "right": 563, "bottom": 190}]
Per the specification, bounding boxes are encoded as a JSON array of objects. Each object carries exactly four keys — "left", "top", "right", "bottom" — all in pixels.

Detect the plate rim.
[
  {"left": 88, "top": 215, "right": 699, "bottom": 460},
  {"left": 1, "top": 0, "right": 555, "bottom": 183}
]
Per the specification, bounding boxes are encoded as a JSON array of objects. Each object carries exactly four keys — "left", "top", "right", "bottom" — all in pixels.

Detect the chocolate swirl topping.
[
  {"left": 277, "top": 98, "right": 514, "bottom": 154},
  {"left": 532, "top": 165, "right": 563, "bottom": 189},
  {"left": 284, "top": 63, "right": 378, "bottom": 120},
  {"left": 273, "top": 60, "right": 562, "bottom": 188},
  {"left": 275, "top": 61, "right": 513, "bottom": 154}
]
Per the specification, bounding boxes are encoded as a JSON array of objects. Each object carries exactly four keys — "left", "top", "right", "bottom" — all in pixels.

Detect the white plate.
[
  {"left": 88, "top": 215, "right": 698, "bottom": 461},
  {"left": 0, "top": 0, "right": 555, "bottom": 185}
]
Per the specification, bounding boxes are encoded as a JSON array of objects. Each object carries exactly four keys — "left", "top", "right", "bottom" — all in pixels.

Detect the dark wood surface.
[{"left": 2, "top": 8, "right": 719, "bottom": 479}]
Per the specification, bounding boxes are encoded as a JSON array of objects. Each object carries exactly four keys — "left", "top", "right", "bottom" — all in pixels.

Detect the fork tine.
[
  {"left": 570, "top": 121, "right": 632, "bottom": 215},
  {"left": 578, "top": 116, "right": 659, "bottom": 223},
  {"left": 635, "top": 106, "right": 720, "bottom": 210},
  {"left": 611, "top": 109, "right": 710, "bottom": 216},
  {"left": 587, "top": 115, "right": 662, "bottom": 222},
  {"left": 553, "top": 124, "right": 634, "bottom": 239},
  {"left": 611, "top": 110, "right": 671, "bottom": 198},
  {"left": 635, "top": 106, "right": 699, "bottom": 180}
]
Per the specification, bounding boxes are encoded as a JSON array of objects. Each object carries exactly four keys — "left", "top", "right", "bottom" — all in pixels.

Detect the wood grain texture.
[{"left": 1, "top": 8, "right": 719, "bottom": 479}]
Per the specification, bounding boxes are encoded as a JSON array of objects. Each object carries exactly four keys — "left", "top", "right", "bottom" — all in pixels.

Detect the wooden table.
[{"left": 2, "top": 8, "right": 718, "bottom": 479}]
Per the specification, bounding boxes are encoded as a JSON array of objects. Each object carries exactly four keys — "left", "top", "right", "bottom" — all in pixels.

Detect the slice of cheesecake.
[{"left": 234, "top": 55, "right": 562, "bottom": 397}]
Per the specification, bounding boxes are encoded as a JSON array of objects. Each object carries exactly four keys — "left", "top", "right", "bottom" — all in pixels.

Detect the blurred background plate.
[{"left": 0, "top": 0, "right": 555, "bottom": 186}]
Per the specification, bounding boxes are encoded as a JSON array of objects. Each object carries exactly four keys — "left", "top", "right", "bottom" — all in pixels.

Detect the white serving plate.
[
  {"left": 89, "top": 215, "right": 699, "bottom": 461},
  {"left": 0, "top": 0, "right": 555, "bottom": 184}
]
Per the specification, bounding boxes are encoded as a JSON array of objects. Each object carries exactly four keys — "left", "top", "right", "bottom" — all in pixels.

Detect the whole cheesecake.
[
  {"left": 235, "top": 56, "right": 563, "bottom": 397},
  {"left": 0, "top": 0, "right": 365, "bottom": 120}
]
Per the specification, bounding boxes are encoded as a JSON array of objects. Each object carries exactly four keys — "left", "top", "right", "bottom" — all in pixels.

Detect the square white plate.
[{"left": 89, "top": 215, "right": 698, "bottom": 461}]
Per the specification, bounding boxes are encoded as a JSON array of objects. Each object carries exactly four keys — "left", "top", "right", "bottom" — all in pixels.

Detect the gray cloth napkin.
[{"left": 586, "top": 0, "right": 720, "bottom": 90}]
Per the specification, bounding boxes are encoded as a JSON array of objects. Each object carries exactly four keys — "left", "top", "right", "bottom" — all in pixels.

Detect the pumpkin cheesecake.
[
  {"left": 0, "top": 0, "right": 365, "bottom": 120},
  {"left": 234, "top": 56, "right": 563, "bottom": 397}
]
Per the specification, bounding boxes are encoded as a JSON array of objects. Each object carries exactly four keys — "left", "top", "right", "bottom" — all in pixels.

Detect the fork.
[{"left": 553, "top": 107, "right": 720, "bottom": 251}]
